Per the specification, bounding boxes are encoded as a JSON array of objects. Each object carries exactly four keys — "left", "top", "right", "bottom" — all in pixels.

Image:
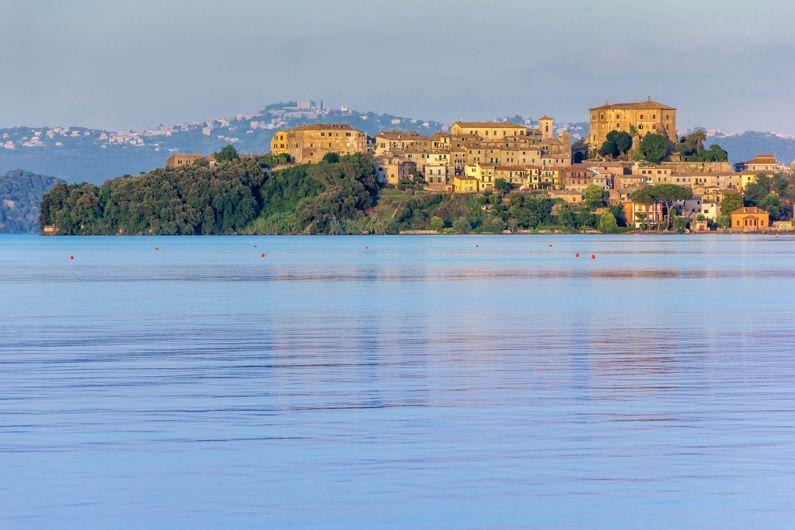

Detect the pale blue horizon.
[{"left": 1, "top": 0, "right": 794, "bottom": 133}]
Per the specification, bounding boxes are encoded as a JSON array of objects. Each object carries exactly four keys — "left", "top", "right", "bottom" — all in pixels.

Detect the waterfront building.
[
  {"left": 271, "top": 123, "right": 367, "bottom": 164},
  {"left": 588, "top": 97, "right": 677, "bottom": 149},
  {"left": 730, "top": 207, "right": 770, "bottom": 231},
  {"left": 623, "top": 201, "right": 665, "bottom": 228}
]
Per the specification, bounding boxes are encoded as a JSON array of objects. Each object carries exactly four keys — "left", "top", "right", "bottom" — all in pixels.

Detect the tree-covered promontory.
[{"left": 40, "top": 154, "right": 634, "bottom": 235}]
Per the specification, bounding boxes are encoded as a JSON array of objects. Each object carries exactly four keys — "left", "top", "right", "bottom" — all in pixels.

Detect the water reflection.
[{"left": 0, "top": 234, "right": 794, "bottom": 529}]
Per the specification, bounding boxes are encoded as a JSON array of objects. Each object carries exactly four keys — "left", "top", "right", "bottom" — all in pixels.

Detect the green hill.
[
  {"left": 40, "top": 154, "right": 382, "bottom": 235},
  {"left": 0, "top": 170, "right": 65, "bottom": 232}
]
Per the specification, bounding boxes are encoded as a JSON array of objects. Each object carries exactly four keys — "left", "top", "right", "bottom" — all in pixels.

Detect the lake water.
[{"left": 1, "top": 234, "right": 794, "bottom": 529}]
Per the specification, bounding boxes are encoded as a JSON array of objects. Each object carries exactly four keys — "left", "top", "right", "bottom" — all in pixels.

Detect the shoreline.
[{"left": 28, "top": 230, "right": 795, "bottom": 237}]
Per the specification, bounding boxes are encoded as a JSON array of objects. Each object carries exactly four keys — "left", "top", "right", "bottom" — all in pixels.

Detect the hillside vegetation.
[
  {"left": 40, "top": 153, "right": 631, "bottom": 235},
  {"left": 40, "top": 154, "right": 381, "bottom": 235},
  {"left": 0, "top": 170, "right": 65, "bottom": 232}
]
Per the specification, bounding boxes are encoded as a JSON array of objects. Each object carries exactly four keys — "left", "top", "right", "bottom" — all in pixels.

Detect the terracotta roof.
[
  {"left": 731, "top": 207, "right": 769, "bottom": 215},
  {"left": 744, "top": 154, "right": 778, "bottom": 164},
  {"left": 292, "top": 123, "right": 357, "bottom": 131},
  {"left": 376, "top": 131, "right": 422, "bottom": 140},
  {"left": 452, "top": 121, "right": 527, "bottom": 129},
  {"left": 495, "top": 165, "right": 531, "bottom": 171},
  {"left": 590, "top": 99, "right": 675, "bottom": 111},
  {"left": 538, "top": 115, "right": 553, "bottom": 121}
]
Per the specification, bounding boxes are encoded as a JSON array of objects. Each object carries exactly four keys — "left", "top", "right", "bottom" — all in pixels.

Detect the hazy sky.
[{"left": 2, "top": 0, "right": 794, "bottom": 133}]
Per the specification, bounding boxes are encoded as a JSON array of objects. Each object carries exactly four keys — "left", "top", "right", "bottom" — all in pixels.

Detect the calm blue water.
[{"left": 1, "top": 234, "right": 794, "bottom": 529}]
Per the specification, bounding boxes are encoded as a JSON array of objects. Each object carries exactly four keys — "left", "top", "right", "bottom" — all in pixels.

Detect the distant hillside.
[
  {"left": 0, "top": 102, "right": 445, "bottom": 184},
  {"left": 0, "top": 170, "right": 65, "bottom": 233},
  {"left": 5, "top": 99, "right": 795, "bottom": 184},
  {"left": 706, "top": 131, "right": 795, "bottom": 165}
]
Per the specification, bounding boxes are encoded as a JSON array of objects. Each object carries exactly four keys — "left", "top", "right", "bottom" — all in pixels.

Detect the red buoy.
[
  {"left": 154, "top": 246, "right": 160, "bottom": 251},
  {"left": 548, "top": 244, "right": 553, "bottom": 248},
  {"left": 576, "top": 252, "right": 580, "bottom": 258},
  {"left": 365, "top": 246, "right": 369, "bottom": 250},
  {"left": 591, "top": 254, "right": 596, "bottom": 259},
  {"left": 260, "top": 253, "right": 266, "bottom": 258},
  {"left": 475, "top": 244, "right": 479, "bottom": 248},
  {"left": 69, "top": 255, "right": 74, "bottom": 260}
]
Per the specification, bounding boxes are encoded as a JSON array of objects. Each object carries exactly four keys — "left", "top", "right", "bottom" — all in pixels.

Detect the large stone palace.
[{"left": 587, "top": 97, "right": 677, "bottom": 149}]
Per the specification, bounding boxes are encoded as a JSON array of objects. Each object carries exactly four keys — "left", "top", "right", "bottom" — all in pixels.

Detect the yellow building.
[
  {"left": 464, "top": 163, "right": 496, "bottom": 191},
  {"left": 166, "top": 153, "right": 204, "bottom": 168},
  {"left": 453, "top": 175, "right": 480, "bottom": 193},
  {"left": 270, "top": 123, "right": 367, "bottom": 164},
  {"left": 731, "top": 207, "right": 769, "bottom": 231},
  {"left": 270, "top": 131, "right": 289, "bottom": 155},
  {"left": 494, "top": 166, "right": 533, "bottom": 188},
  {"left": 450, "top": 121, "right": 528, "bottom": 139},
  {"left": 588, "top": 97, "right": 677, "bottom": 149}
]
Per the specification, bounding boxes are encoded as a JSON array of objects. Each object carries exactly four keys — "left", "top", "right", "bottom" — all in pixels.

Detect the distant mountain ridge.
[
  {"left": 0, "top": 170, "right": 65, "bottom": 232},
  {"left": 0, "top": 102, "right": 447, "bottom": 184},
  {"left": 1, "top": 101, "right": 794, "bottom": 184},
  {"left": 705, "top": 131, "right": 795, "bottom": 167}
]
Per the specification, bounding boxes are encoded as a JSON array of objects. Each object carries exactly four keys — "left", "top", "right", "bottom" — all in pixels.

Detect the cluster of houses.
[{"left": 166, "top": 98, "right": 795, "bottom": 232}]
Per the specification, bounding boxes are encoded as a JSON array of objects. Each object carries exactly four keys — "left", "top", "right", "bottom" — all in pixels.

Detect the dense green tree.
[
  {"left": 744, "top": 182, "right": 769, "bottom": 205},
  {"left": 584, "top": 185, "right": 605, "bottom": 208},
  {"left": 639, "top": 134, "right": 670, "bottom": 164},
  {"left": 758, "top": 193, "right": 789, "bottom": 221},
  {"left": 322, "top": 152, "right": 340, "bottom": 164},
  {"left": 598, "top": 130, "right": 632, "bottom": 159},
  {"left": 493, "top": 178, "right": 515, "bottom": 194},
  {"left": 719, "top": 191, "right": 743, "bottom": 217},
  {"left": 215, "top": 144, "right": 240, "bottom": 163},
  {"left": 631, "top": 184, "right": 691, "bottom": 230},
  {"left": 430, "top": 215, "right": 444, "bottom": 231},
  {"left": 597, "top": 210, "right": 619, "bottom": 233},
  {"left": 507, "top": 194, "right": 554, "bottom": 229}
]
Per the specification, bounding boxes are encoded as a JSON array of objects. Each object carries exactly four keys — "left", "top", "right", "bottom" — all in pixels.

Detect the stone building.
[
  {"left": 587, "top": 97, "right": 677, "bottom": 149},
  {"left": 166, "top": 153, "right": 205, "bottom": 169},
  {"left": 450, "top": 121, "right": 528, "bottom": 139},
  {"left": 269, "top": 124, "right": 367, "bottom": 164}
]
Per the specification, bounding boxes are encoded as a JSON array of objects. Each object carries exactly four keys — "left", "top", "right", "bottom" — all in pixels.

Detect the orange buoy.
[
  {"left": 591, "top": 254, "right": 596, "bottom": 259},
  {"left": 154, "top": 246, "right": 160, "bottom": 251},
  {"left": 576, "top": 252, "right": 580, "bottom": 258},
  {"left": 69, "top": 255, "right": 75, "bottom": 260}
]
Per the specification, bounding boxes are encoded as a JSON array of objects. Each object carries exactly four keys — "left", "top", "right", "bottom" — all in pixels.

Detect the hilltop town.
[{"left": 163, "top": 98, "right": 795, "bottom": 233}]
